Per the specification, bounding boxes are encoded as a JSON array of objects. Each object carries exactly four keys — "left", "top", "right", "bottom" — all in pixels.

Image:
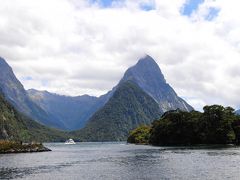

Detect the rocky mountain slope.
[
  {"left": 74, "top": 81, "right": 162, "bottom": 141},
  {"left": 120, "top": 55, "right": 193, "bottom": 112}
]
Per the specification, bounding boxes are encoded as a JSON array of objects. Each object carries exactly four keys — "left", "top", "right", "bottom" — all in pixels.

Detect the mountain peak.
[
  {"left": 120, "top": 55, "right": 193, "bottom": 112},
  {"left": 121, "top": 55, "right": 166, "bottom": 85},
  {"left": 137, "top": 54, "right": 157, "bottom": 65}
]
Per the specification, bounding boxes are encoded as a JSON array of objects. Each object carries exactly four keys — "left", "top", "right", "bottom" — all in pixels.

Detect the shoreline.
[{"left": 0, "top": 141, "right": 51, "bottom": 154}]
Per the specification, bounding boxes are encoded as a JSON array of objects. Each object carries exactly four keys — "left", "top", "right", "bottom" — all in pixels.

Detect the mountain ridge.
[
  {"left": 120, "top": 55, "right": 193, "bottom": 112},
  {"left": 27, "top": 89, "right": 99, "bottom": 130},
  {"left": 74, "top": 81, "right": 162, "bottom": 141},
  {"left": 1, "top": 55, "right": 193, "bottom": 134}
]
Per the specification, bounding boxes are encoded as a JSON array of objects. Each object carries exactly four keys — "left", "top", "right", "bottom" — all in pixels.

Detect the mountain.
[
  {"left": 0, "top": 57, "right": 65, "bottom": 129},
  {"left": 27, "top": 89, "right": 99, "bottom": 130},
  {"left": 120, "top": 55, "right": 193, "bottom": 112},
  {"left": 0, "top": 55, "right": 193, "bottom": 137},
  {"left": 0, "top": 92, "right": 69, "bottom": 142},
  {"left": 74, "top": 81, "right": 162, "bottom": 141},
  {"left": 27, "top": 85, "right": 114, "bottom": 131},
  {"left": 0, "top": 56, "right": 112, "bottom": 131},
  {"left": 236, "top": 109, "right": 240, "bottom": 115},
  {"left": 74, "top": 55, "right": 193, "bottom": 141}
]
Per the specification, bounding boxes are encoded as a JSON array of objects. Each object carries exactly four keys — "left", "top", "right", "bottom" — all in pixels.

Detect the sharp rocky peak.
[
  {"left": 121, "top": 54, "right": 166, "bottom": 85},
  {"left": 136, "top": 55, "right": 159, "bottom": 66},
  {"left": 119, "top": 54, "right": 193, "bottom": 112}
]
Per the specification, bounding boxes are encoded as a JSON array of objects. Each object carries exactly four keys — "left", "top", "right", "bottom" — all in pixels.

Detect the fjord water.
[{"left": 0, "top": 143, "right": 240, "bottom": 180}]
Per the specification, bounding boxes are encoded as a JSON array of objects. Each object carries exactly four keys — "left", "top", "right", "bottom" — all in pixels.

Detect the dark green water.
[{"left": 0, "top": 142, "right": 240, "bottom": 180}]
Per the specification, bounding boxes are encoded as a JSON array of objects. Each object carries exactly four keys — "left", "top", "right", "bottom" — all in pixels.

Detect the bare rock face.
[{"left": 120, "top": 55, "right": 193, "bottom": 112}]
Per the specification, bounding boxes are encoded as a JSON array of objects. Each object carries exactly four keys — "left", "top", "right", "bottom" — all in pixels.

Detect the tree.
[
  {"left": 127, "top": 125, "right": 151, "bottom": 144},
  {"left": 149, "top": 110, "right": 201, "bottom": 146},
  {"left": 201, "top": 105, "right": 236, "bottom": 144}
]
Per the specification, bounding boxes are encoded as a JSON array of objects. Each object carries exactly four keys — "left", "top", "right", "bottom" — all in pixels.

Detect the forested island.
[
  {"left": 0, "top": 141, "right": 51, "bottom": 154},
  {"left": 128, "top": 105, "right": 240, "bottom": 146}
]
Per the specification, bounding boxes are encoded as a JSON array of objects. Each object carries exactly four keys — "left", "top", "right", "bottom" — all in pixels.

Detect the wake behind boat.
[{"left": 65, "top": 139, "right": 76, "bottom": 144}]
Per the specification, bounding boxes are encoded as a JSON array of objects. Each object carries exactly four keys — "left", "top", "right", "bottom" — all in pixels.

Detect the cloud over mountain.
[{"left": 0, "top": 0, "right": 240, "bottom": 110}]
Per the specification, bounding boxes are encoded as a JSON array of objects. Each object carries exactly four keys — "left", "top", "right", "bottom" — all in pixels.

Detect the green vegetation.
[
  {"left": 0, "top": 93, "right": 71, "bottom": 142},
  {"left": 0, "top": 140, "right": 50, "bottom": 153},
  {"left": 127, "top": 125, "right": 151, "bottom": 144},
  {"left": 74, "top": 81, "right": 162, "bottom": 141},
  {"left": 128, "top": 105, "right": 240, "bottom": 146}
]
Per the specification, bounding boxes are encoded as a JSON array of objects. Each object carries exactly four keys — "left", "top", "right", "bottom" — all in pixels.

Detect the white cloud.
[{"left": 0, "top": 0, "right": 240, "bottom": 111}]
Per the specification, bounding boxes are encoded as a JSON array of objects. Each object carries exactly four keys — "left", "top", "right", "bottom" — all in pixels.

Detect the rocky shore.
[{"left": 0, "top": 141, "right": 51, "bottom": 154}]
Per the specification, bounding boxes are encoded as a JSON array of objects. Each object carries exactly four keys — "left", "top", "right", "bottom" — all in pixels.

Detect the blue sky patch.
[
  {"left": 21, "top": 76, "right": 33, "bottom": 81},
  {"left": 205, "top": 7, "right": 219, "bottom": 21},
  {"left": 99, "top": 0, "right": 114, "bottom": 7},
  {"left": 89, "top": 0, "right": 111, "bottom": 7},
  {"left": 89, "top": 0, "right": 155, "bottom": 11},
  {"left": 140, "top": 2, "right": 155, "bottom": 11},
  {"left": 182, "top": 0, "right": 204, "bottom": 16},
  {"left": 89, "top": 0, "right": 117, "bottom": 8}
]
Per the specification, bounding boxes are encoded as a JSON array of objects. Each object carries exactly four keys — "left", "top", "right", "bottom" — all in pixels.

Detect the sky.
[{"left": 0, "top": 0, "right": 239, "bottom": 111}]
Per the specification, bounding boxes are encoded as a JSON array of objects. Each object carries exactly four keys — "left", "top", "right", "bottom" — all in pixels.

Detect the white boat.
[{"left": 64, "top": 139, "right": 76, "bottom": 144}]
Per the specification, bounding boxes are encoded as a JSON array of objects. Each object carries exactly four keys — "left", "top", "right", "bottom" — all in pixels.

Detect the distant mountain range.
[
  {"left": 27, "top": 82, "right": 114, "bottom": 131},
  {"left": 27, "top": 89, "right": 99, "bottom": 130},
  {"left": 0, "top": 55, "right": 193, "bottom": 141}
]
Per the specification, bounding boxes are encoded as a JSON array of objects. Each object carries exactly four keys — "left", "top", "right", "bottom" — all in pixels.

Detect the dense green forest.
[
  {"left": 0, "top": 93, "right": 71, "bottom": 142},
  {"left": 74, "top": 81, "right": 162, "bottom": 141},
  {"left": 128, "top": 105, "right": 240, "bottom": 146}
]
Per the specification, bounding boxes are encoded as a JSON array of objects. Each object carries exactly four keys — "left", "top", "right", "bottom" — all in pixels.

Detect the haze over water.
[{"left": 0, "top": 142, "right": 240, "bottom": 180}]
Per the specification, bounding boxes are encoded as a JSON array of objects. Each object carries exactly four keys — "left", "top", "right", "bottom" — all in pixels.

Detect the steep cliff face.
[{"left": 120, "top": 55, "right": 193, "bottom": 112}]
